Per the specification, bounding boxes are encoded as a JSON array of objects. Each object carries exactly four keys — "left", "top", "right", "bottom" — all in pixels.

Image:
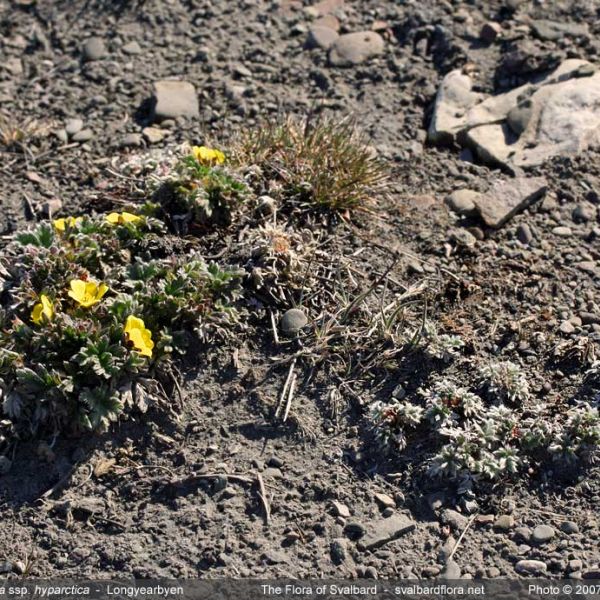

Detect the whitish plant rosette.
[
  {"left": 369, "top": 373, "right": 599, "bottom": 481},
  {"left": 421, "top": 321, "right": 464, "bottom": 362},
  {"left": 0, "top": 210, "right": 241, "bottom": 438},
  {"left": 480, "top": 360, "right": 530, "bottom": 404}
]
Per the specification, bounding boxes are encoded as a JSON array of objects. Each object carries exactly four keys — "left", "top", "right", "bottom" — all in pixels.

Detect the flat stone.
[
  {"left": 305, "top": 0, "right": 343, "bottom": 18},
  {"left": 576, "top": 261, "right": 598, "bottom": 275},
  {"left": 122, "top": 40, "right": 142, "bottom": 55},
  {"left": 442, "top": 509, "right": 469, "bottom": 531},
  {"left": 306, "top": 26, "right": 339, "bottom": 50},
  {"left": 531, "top": 20, "right": 589, "bottom": 42},
  {"left": 65, "top": 118, "right": 84, "bottom": 136},
  {"left": 152, "top": 80, "right": 199, "bottom": 121},
  {"left": 561, "top": 521, "right": 579, "bottom": 534},
  {"left": 553, "top": 226, "right": 572, "bottom": 237},
  {"left": 428, "top": 70, "right": 485, "bottom": 144},
  {"left": 122, "top": 133, "right": 142, "bottom": 147},
  {"left": 559, "top": 321, "right": 576, "bottom": 334},
  {"left": 515, "top": 559, "right": 547, "bottom": 575},
  {"left": 445, "top": 189, "right": 480, "bottom": 216},
  {"left": 441, "top": 560, "right": 461, "bottom": 579},
  {"left": 357, "top": 514, "right": 415, "bottom": 551},
  {"left": 475, "top": 177, "right": 547, "bottom": 228},
  {"left": 142, "top": 126, "right": 165, "bottom": 144},
  {"left": 374, "top": 493, "right": 396, "bottom": 510},
  {"left": 494, "top": 514, "right": 515, "bottom": 531},
  {"left": 314, "top": 15, "right": 340, "bottom": 32},
  {"left": 532, "top": 524, "right": 556, "bottom": 544},
  {"left": 430, "top": 59, "right": 600, "bottom": 169},
  {"left": 580, "top": 312, "right": 600, "bottom": 325},
  {"left": 82, "top": 36, "right": 106, "bottom": 61},
  {"left": 331, "top": 501, "right": 351, "bottom": 518},
  {"left": 281, "top": 308, "right": 308, "bottom": 335},
  {"left": 71, "top": 128, "right": 94, "bottom": 143},
  {"left": 329, "top": 31, "right": 384, "bottom": 67}
]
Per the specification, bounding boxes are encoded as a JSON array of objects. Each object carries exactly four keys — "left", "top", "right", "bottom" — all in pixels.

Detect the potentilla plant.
[
  {"left": 0, "top": 209, "right": 241, "bottom": 437},
  {"left": 153, "top": 145, "right": 248, "bottom": 232},
  {"left": 369, "top": 372, "right": 599, "bottom": 482}
]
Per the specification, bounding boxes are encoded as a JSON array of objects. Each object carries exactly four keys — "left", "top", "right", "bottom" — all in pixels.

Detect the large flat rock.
[
  {"left": 428, "top": 60, "right": 600, "bottom": 169},
  {"left": 475, "top": 177, "right": 548, "bottom": 228},
  {"left": 357, "top": 514, "right": 416, "bottom": 551},
  {"left": 152, "top": 80, "right": 199, "bottom": 121}
]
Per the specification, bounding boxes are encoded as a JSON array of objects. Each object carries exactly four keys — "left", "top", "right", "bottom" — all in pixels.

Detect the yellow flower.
[
  {"left": 124, "top": 315, "right": 154, "bottom": 358},
  {"left": 191, "top": 145, "right": 225, "bottom": 166},
  {"left": 68, "top": 279, "right": 108, "bottom": 308},
  {"left": 31, "top": 294, "right": 54, "bottom": 325},
  {"left": 53, "top": 216, "right": 82, "bottom": 232},
  {"left": 106, "top": 211, "right": 143, "bottom": 225}
]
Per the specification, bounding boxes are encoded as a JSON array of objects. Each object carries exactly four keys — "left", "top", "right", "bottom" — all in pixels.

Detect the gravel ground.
[{"left": 0, "top": 0, "right": 599, "bottom": 580}]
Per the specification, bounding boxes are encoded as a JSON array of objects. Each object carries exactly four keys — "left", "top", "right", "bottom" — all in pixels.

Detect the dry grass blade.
[{"left": 234, "top": 116, "right": 389, "bottom": 213}]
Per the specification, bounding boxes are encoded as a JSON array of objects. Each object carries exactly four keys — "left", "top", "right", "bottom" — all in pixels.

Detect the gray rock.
[
  {"left": 364, "top": 566, "right": 378, "bottom": 579},
  {"left": 475, "top": 177, "right": 547, "bottom": 228},
  {"left": 152, "top": 80, "right": 199, "bottom": 122},
  {"left": 344, "top": 521, "right": 366, "bottom": 537},
  {"left": 0, "top": 561, "right": 12, "bottom": 574},
  {"left": 494, "top": 514, "right": 515, "bottom": 531},
  {"left": 82, "top": 37, "right": 106, "bottom": 61},
  {"left": 122, "top": 40, "right": 142, "bottom": 55},
  {"left": 576, "top": 261, "right": 598, "bottom": 276},
  {"left": 329, "top": 31, "right": 384, "bottom": 67},
  {"left": 569, "top": 559, "right": 583, "bottom": 572},
  {"left": 374, "top": 493, "right": 396, "bottom": 509},
  {"left": 65, "top": 118, "right": 84, "bottom": 136},
  {"left": 441, "top": 560, "right": 461, "bottom": 579},
  {"left": 306, "top": 26, "right": 339, "bottom": 50},
  {"left": 580, "top": 312, "right": 600, "bottom": 325},
  {"left": 305, "top": 0, "right": 344, "bottom": 18},
  {"left": 513, "top": 527, "right": 532, "bottom": 543},
  {"left": 71, "top": 128, "right": 94, "bottom": 143},
  {"left": 357, "top": 514, "right": 415, "bottom": 551},
  {"left": 449, "top": 228, "right": 477, "bottom": 248},
  {"left": 561, "top": 521, "right": 579, "bottom": 534},
  {"left": 553, "top": 226, "right": 572, "bottom": 237},
  {"left": 442, "top": 509, "right": 469, "bottom": 531},
  {"left": 515, "top": 559, "right": 547, "bottom": 575},
  {"left": 429, "top": 60, "right": 600, "bottom": 169},
  {"left": 572, "top": 203, "right": 597, "bottom": 223},
  {"left": 332, "top": 501, "right": 350, "bottom": 518},
  {"left": 445, "top": 189, "right": 480, "bottom": 216},
  {"left": 531, "top": 20, "right": 589, "bottom": 42},
  {"left": 281, "top": 308, "right": 308, "bottom": 335},
  {"left": 428, "top": 70, "right": 484, "bottom": 144},
  {"left": 122, "top": 133, "right": 143, "bottom": 147},
  {"left": 531, "top": 524, "right": 556, "bottom": 544},
  {"left": 142, "top": 126, "right": 165, "bottom": 144},
  {"left": 559, "top": 321, "right": 576, "bottom": 334},
  {"left": 480, "top": 22, "right": 501, "bottom": 43},
  {"left": 516, "top": 223, "right": 533, "bottom": 244}
]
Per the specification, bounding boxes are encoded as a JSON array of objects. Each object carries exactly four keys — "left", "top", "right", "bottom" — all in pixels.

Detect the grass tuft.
[{"left": 234, "top": 116, "right": 389, "bottom": 214}]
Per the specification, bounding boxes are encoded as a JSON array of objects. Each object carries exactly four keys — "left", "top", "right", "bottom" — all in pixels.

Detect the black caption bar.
[{"left": 0, "top": 580, "right": 599, "bottom": 600}]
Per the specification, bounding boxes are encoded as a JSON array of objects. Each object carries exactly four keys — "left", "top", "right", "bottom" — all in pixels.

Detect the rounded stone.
[
  {"left": 82, "top": 37, "right": 107, "bottom": 61},
  {"left": 281, "top": 308, "right": 308, "bottom": 336},
  {"left": 532, "top": 524, "right": 556, "bottom": 544}
]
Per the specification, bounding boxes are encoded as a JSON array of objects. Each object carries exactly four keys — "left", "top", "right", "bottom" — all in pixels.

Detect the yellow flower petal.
[
  {"left": 124, "top": 315, "right": 154, "bottom": 357},
  {"left": 191, "top": 145, "right": 225, "bottom": 165},
  {"left": 31, "top": 294, "right": 54, "bottom": 325},
  {"left": 105, "top": 212, "right": 142, "bottom": 225},
  {"left": 68, "top": 279, "right": 108, "bottom": 308},
  {"left": 54, "top": 216, "right": 82, "bottom": 232}
]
